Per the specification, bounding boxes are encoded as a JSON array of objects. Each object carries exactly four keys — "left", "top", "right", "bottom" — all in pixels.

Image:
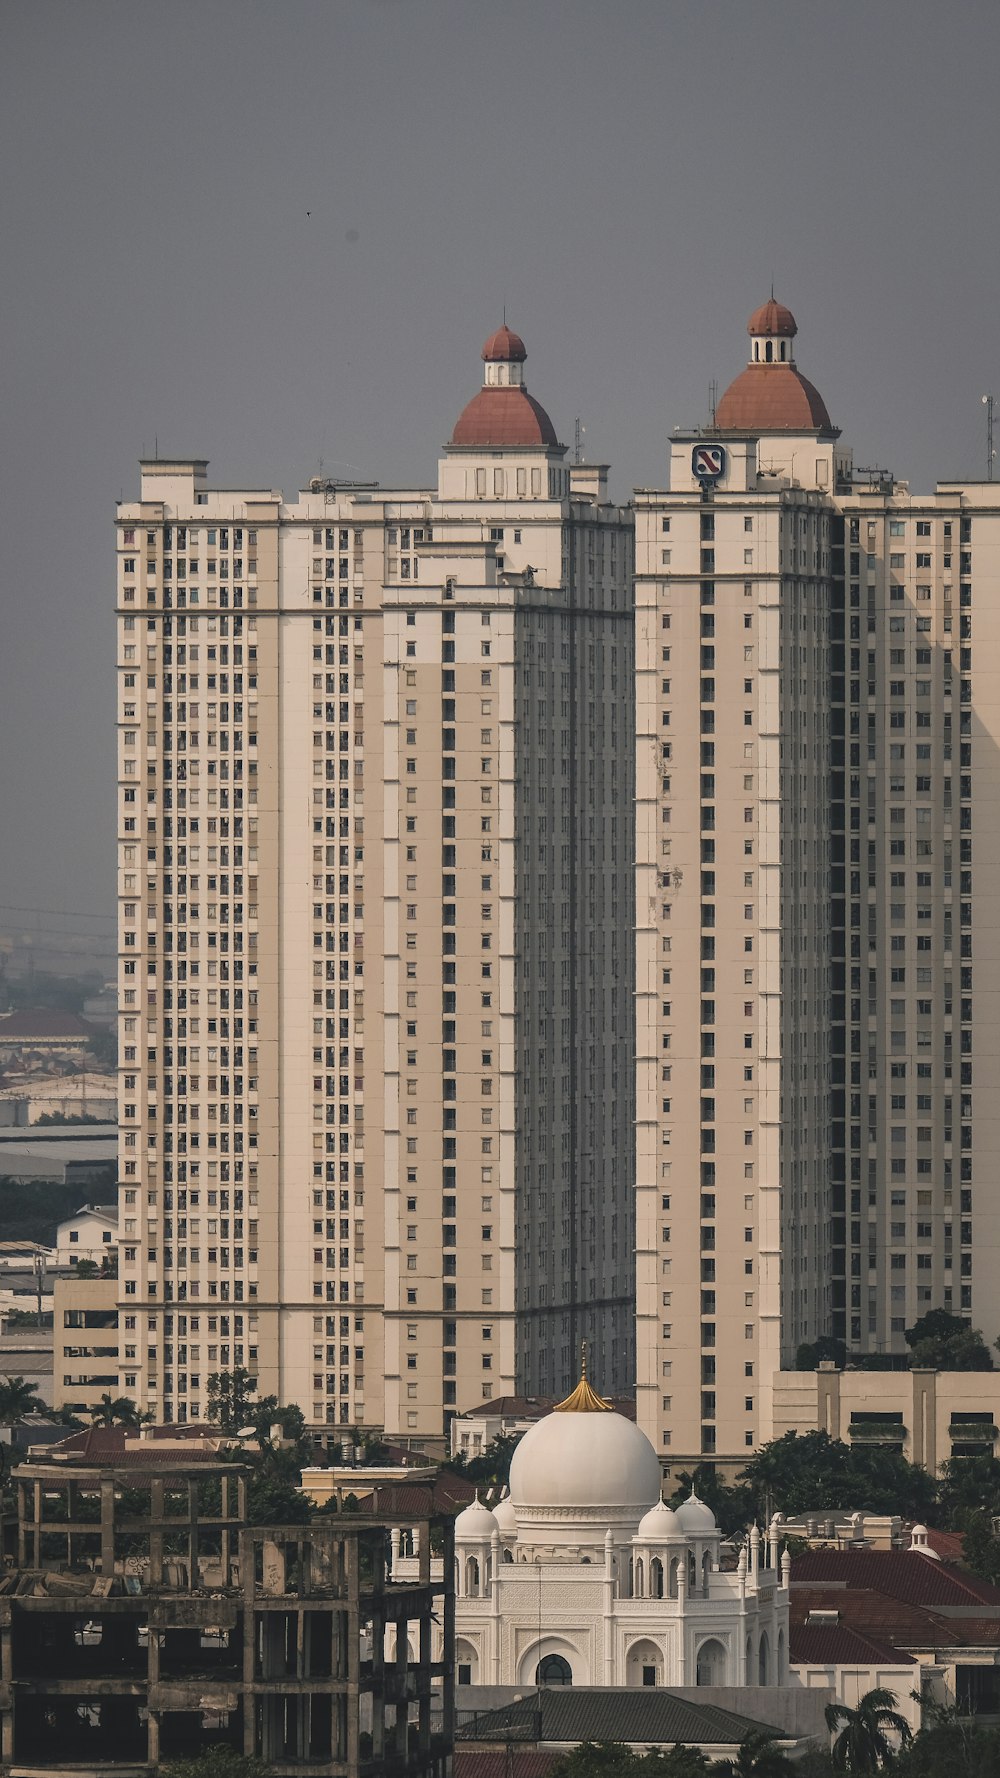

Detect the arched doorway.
[
  {"left": 625, "top": 1639, "right": 663, "bottom": 1689},
  {"left": 758, "top": 1631, "right": 770, "bottom": 1685},
  {"left": 536, "top": 1653, "right": 572, "bottom": 1686},
  {"left": 696, "top": 1638, "right": 727, "bottom": 1687},
  {"left": 456, "top": 1639, "right": 479, "bottom": 1687}
]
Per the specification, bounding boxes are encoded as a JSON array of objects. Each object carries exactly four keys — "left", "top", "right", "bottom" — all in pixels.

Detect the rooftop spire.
[{"left": 553, "top": 1341, "right": 612, "bottom": 1413}]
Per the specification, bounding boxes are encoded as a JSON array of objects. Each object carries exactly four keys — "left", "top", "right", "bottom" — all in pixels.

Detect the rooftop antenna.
[
  {"left": 574, "top": 418, "right": 585, "bottom": 464},
  {"left": 982, "top": 394, "right": 996, "bottom": 481},
  {"left": 709, "top": 379, "right": 718, "bottom": 426}
]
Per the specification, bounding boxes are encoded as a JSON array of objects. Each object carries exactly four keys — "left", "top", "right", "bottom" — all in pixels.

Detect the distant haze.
[{"left": 2, "top": 0, "right": 998, "bottom": 927}]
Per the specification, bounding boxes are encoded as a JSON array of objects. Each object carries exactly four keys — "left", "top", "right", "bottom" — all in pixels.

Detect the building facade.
[
  {"left": 635, "top": 301, "right": 846, "bottom": 1474},
  {"left": 635, "top": 298, "right": 1000, "bottom": 1471},
  {"left": 115, "top": 326, "right": 634, "bottom": 1442}
]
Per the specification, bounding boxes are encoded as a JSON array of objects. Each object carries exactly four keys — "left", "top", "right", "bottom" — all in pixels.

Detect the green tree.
[
  {"left": 0, "top": 1376, "right": 45, "bottom": 1424},
  {"left": 666, "top": 1463, "right": 753, "bottom": 1537},
  {"left": 74, "top": 1258, "right": 100, "bottom": 1279},
  {"left": 159, "top": 1750, "right": 271, "bottom": 1778},
  {"left": 894, "top": 1717, "right": 1000, "bottom": 1777},
  {"left": 547, "top": 1746, "right": 639, "bottom": 1777},
  {"left": 207, "top": 1366, "right": 258, "bottom": 1431},
  {"left": 713, "top": 1730, "right": 796, "bottom": 1777},
  {"left": 796, "top": 1335, "right": 847, "bottom": 1372},
  {"left": 740, "top": 1431, "right": 936, "bottom": 1523},
  {"left": 904, "top": 1308, "right": 993, "bottom": 1372},
  {"left": 825, "top": 1688, "right": 912, "bottom": 1771},
  {"left": 91, "top": 1393, "right": 147, "bottom": 1429},
  {"left": 937, "top": 1452, "right": 1000, "bottom": 1529},
  {"left": 955, "top": 1511, "right": 1000, "bottom": 1586},
  {"left": 640, "top": 1751, "right": 711, "bottom": 1775},
  {"left": 250, "top": 1396, "right": 309, "bottom": 1456}
]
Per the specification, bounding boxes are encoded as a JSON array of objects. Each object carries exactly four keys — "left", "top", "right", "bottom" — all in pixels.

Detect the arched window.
[
  {"left": 668, "top": 1556, "right": 680, "bottom": 1599},
  {"left": 780, "top": 340, "right": 787, "bottom": 361},
  {"left": 536, "top": 1654, "right": 572, "bottom": 1686},
  {"left": 634, "top": 1557, "right": 644, "bottom": 1598},
  {"left": 650, "top": 1557, "right": 664, "bottom": 1599},
  {"left": 758, "top": 1631, "right": 770, "bottom": 1686},
  {"left": 466, "top": 1556, "right": 480, "bottom": 1597},
  {"left": 688, "top": 1552, "right": 697, "bottom": 1590},
  {"left": 765, "top": 340, "right": 774, "bottom": 362},
  {"left": 502, "top": 1547, "right": 514, "bottom": 1563},
  {"left": 701, "top": 1549, "right": 712, "bottom": 1597},
  {"left": 777, "top": 1628, "right": 786, "bottom": 1683},
  {"left": 696, "top": 1638, "right": 727, "bottom": 1687}
]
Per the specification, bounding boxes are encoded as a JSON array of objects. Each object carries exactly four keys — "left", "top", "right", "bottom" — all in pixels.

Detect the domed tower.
[
  {"left": 440, "top": 323, "right": 570, "bottom": 500},
  {"left": 506, "top": 1368, "right": 662, "bottom": 1559},
  {"left": 453, "top": 1494, "right": 500, "bottom": 1598},
  {"left": 715, "top": 298, "right": 838, "bottom": 438},
  {"left": 450, "top": 324, "right": 559, "bottom": 448}
]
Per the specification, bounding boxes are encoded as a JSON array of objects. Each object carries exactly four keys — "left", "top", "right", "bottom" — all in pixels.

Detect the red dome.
[
  {"left": 482, "top": 324, "right": 527, "bottom": 363},
  {"left": 748, "top": 298, "right": 797, "bottom": 337},
  {"left": 451, "top": 386, "right": 558, "bottom": 448},
  {"left": 715, "top": 364, "right": 834, "bottom": 433}
]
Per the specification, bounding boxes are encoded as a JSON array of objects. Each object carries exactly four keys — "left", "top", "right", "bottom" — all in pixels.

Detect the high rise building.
[
  {"left": 115, "top": 326, "right": 634, "bottom": 1443},
  {"left": 635, "top": 298, "right": 1000, "bottom": 1475}
]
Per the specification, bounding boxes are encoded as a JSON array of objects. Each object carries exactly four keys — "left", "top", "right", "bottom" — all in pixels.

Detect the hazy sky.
[{"left": 2, "top": 0, "right": 1000, "bottom": 937}]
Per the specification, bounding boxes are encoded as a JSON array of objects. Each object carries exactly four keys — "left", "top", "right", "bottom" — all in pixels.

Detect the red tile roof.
[
  {"left": 790, "top": 1623, "right": 916, "bottom": 1666},
  {"left": 716, "top": 364, "right": 834, "bottom": 433},
  {"left": 748, "top": 298, "right": 797, "bottom": 337},
  {"left": 792, "top": 1548, "right": 1000, "bottom": 1610},
  {"left": 481, "top": 325, "right": 527, "bottom": 364},
  {"left": 350, "top": 1473, "right": 477, "bottom": 1515},
  {"left": 451, "top": 387, "right": 558, "bottom": 449},
  {"left": 456, "top": 1754, "right": 560, "bottom": 1778}
]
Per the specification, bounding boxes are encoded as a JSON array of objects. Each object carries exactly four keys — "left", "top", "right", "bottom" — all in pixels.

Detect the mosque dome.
[
  {"left": 450, "top": 323, "right": 559, "bottom": 449},
  {"left": 508, "top": 1373, "right": 661, "bottom": 1514},
  {"left": 715, "top": 297, "right": 837, "bottom": 436},
  {"left": 493, "top": 1490, "right": 517, "bottom": 1536},
  {"left": 635, "top": 1497, "right": 686, "bottom": 1541},
  {"left": 675, "top": 1490, "right": 718, "bottom": 1535},
  {"left": 454, "top": 1494, "right": 500, "bottom": 1540}
]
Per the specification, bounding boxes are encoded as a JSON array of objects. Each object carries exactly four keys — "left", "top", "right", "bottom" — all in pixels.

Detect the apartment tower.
[
  {"left": 115, "top": 325, "right": 634, "bottom": 1442},
  {"left": 635, "top": 300, "right": 848, "bottom": 1474},
  {"left": 636, "top": 298, "right": 1000, "bottom": 1473}
]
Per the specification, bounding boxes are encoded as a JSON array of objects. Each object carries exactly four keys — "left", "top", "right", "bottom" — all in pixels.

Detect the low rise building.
[
  {"left": 52, "top": 1269, "right": 120, "bottom": 1415},
  {"left": 0, "top": 1428, "right": 454, "bottom": 1776},
  {"left": 788, "top": 1541, "right": 1000, "bottom": 1728},
  {"left": 0, "top": 1071, "right": 117, "bottom": 1126},
  {"left": 55, "top": 1202, "right": 118, "bottom": 1268},
  {"left": 773, "top": 1362, "right": 1000, "bottom": 1473}
]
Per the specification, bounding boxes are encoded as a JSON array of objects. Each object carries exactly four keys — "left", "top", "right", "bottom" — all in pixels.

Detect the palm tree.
[
  {"left": 713, "top": 1729, "right": 796, "bottom": 1777},
  {"left": 825, "top": 1688, "right": 912, "bottom": 1771},
  {"left": 0, "top": 1375, "right": 45, "bottom": 1425},
  {"left": 91, "top": 1393, "right": 145, "bottom": 1429}
]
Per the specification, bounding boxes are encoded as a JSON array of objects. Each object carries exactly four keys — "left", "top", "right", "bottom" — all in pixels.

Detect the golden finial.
[{"left": 553, "top": 1340, "right": 612, "bottom": 1414}]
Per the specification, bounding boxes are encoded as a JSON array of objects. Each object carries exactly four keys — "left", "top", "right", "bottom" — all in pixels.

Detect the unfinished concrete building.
[{"left": 0, "top": 1439, "right": 454, "bottom": 1776}]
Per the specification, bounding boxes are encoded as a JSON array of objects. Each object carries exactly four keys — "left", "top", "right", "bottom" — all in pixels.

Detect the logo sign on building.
[{"left": 692, "top": 444, "right": 726, "bottom": 484}]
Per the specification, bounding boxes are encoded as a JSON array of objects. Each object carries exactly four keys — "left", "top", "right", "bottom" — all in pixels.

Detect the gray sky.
[{"left": 2, "top": 0, "right": 999, "bottom": 938}]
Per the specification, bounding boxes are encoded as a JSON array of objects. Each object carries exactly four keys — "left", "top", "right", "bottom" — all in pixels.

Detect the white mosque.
[{"left": 442, "top": 1372, "right": 790, "bottom": 1690}]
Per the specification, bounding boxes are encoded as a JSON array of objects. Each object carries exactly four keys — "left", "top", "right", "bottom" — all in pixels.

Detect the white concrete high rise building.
[
  {"left": 635, "top": 300, "right": 848, "bottom": 1474},
  {"left": 635, "top": 297, "right": 1000, "bottom": 1475},
  {"left": 115, "top": 325, "right": 634, "bottom": 1444}
]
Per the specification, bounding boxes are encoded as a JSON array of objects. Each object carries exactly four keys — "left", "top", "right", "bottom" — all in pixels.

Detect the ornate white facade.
[{"left": 396, "top": 1378, "right": 790, "bottom": 1689}]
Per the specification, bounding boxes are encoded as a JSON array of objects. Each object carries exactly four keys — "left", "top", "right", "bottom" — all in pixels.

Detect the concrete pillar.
[
  {"left": 912, "top": 1368, "right": 937, "bottom": 1474},
  {"left": 817, "top": 1361, "right": 841, "bottom": 1441},
  {"left": 100, "top": 1476, "right": 116, "bottom": 1576}
]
